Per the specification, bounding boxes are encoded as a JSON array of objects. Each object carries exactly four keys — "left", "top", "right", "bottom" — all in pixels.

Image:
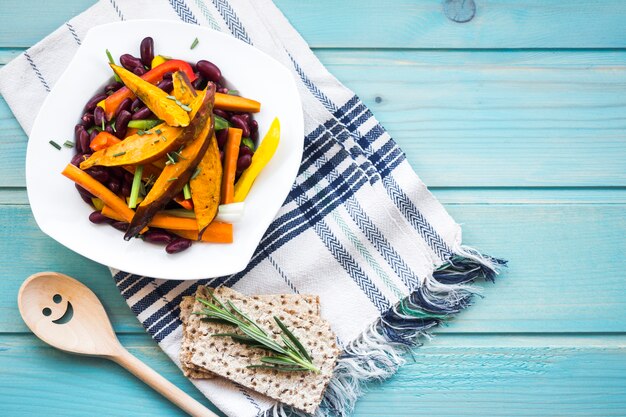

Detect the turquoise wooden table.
[{"left": 2, "top": 1, "right": 626, "bottom": 416}]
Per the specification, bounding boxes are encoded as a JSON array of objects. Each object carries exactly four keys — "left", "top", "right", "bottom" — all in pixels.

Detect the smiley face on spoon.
[{"left": 42, "top": 293, "right": 74, "bottom": 324}]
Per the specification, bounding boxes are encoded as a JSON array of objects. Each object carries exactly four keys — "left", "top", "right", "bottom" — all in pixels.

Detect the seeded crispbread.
[
  {"left": 180, "top": 289, "right": 321, "bottom": 379},
  {"left": 188, "top": 286, "right": 340, "bottom": 414}
]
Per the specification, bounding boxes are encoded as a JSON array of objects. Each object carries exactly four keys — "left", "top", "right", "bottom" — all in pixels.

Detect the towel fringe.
[{"left": 259, "top": 248, "right": 506, "bottom": 417}]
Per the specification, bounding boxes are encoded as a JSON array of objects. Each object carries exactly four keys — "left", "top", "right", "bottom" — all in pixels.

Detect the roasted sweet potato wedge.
[
  {"left": 80, "top": 90, "right": 208, "bottom": 170},
  {"left": 190, "top": 133, "right": 222, "bottom": 231},
  {"left": 124, "top": 84, "right": 216, "bottom": 240},
  {"left": 110, "top": 64, "right": 190, "bottom": 127},
  {"left": 172, "top": 70, "right": 197, "bottom": 105}
]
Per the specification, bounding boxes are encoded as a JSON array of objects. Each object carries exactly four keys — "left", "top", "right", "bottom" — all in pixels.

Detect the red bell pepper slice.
[{"left": 104, "top": 59, "right": 196, "bottom": 120}]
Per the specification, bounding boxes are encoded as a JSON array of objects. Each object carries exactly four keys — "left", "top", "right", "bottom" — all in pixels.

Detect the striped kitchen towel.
[{"left": 0, "top": 1, "right": 505, "bottom": 416}]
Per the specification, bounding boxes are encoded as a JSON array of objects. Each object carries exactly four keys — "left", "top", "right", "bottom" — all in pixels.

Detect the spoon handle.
[{"left": 111, "top": 348, "right": 218, "bottom": 417}]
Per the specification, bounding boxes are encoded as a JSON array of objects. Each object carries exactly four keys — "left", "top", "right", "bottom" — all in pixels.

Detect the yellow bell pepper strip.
[
  {"left": 151, "top": 55, "right": 169, "bottom": 69},
  {"left": 110, "top": 64, "right": 190, "bottom": 127},
  {"left": 233, "top": 117, "right": 280, "bottom": 202}
]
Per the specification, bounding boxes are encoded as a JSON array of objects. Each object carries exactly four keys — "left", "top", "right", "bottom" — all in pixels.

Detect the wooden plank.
[
  {"left": 1, "top": 333, "right": 624, "bottom": 416},
  {"left": 2, "top": 49, "right": 625, "bottom": 187},
  {"left": 0, "top": 204, "right": 624, "bottom": 333},
  {"left": 3, "top": 1, "right": 626, "bottom": 48}
]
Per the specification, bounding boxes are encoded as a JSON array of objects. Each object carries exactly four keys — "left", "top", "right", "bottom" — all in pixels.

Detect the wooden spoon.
[{"left": 18, "top": 271, "right": 217, "bottom": 417}]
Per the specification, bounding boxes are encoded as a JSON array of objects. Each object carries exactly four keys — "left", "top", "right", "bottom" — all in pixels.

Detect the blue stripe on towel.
[
  {"left": 211, "top": 0, "right": 251, "bottom": 44},
  {"left": 168, "top": 0, "right": 198, "bottom": 24},
  {"left": 23, "top": 52, "right": 50, "bottom": 92}
]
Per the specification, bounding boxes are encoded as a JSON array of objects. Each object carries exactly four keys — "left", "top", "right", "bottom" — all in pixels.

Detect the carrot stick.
[
  {"left": 174, "top": 223, "right": 233, "bottom": 243},
  {"left": 62, "top": 164, "right": 135, "bottom": 222},
  {"left": 221, "top": 128, "right": 242, "bottom": 204},
  {"left": 90, "top": 131, "right": 121, "bottom": 151},
  {"left": 214, "top": 93, "right": 260, "bottom": 113},
  {"left": 101, "top": 206, "right": 232, "bottom": 243},
  {"left": 174, "top": 193, "right": 194, "bottom": 210}
]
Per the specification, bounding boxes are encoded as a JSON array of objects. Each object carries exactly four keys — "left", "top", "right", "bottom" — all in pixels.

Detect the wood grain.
[
  {"left": 1, "top": 333, "right": 624, "bottom": 417},
  {"left": 0, "top": 204, "right": 624, "bottom": 334}
]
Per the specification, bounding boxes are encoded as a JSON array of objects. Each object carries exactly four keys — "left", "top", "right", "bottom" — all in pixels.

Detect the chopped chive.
[
  {"left": 111, "top": 122, "right": 117, "bottom": 133},
  {"left": 172, "top": 151, "right": 186, "bottom": 160},
  {"left": 137, "top": 130, "right": 145, "bottom": 136},
  {"left": 166, "top": 95, "right": 176, "bottom": 100},
  {"left": 183, "top": 183, "right": 191, "bottom": 200},
  {"left": 161, "top": 136, "right": 167, "bottom": 142},
  {"left": 167, "top": 177, "right": 178, "bottom": 182},
  {"left": 153, "top": 139, "right": 160, "bottom": 144},
  {"left": 63, "top": 140, "right": 74, "bottom": 148},
  {"left": 227, "top": 90, "right": 239, "bottom": 95},
  {"left": 106, "top": 49, "right": 122, "bottom": 82},
  {"left": 180, "top": 103, "right": 192, "bottom": 112},
  {"left": 128, "top": 165, "right": 144, "bottom": 209},
  {"left": 49, "top": 140, "right": 61, "bottom": 150},
  {"left": 101, "top": 119, "right": 105, "bottom": 131},
  {"left": 166, "top": 153, "right": 177, "bottom": 165},
  {"left": 191, "top": 167, "right": 202, "bottom": 180},
  {"left": 190, "top": 37, "right": 199, "bottom": 50},
  {"left": 112, "top": 151, "right": 126, "bottom": 157},
  {"left": 155, "top": 129, "right": 162, "bottom": 135}
]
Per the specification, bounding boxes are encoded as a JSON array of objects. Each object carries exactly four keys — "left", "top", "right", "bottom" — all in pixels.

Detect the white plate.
[{"left": 26, "top": 20, "right": 303, "bottom": 280}]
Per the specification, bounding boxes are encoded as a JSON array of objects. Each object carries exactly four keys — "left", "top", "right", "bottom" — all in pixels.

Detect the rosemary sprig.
[{"left": 195, "top": 293, "right": 319, "bottom": 373}]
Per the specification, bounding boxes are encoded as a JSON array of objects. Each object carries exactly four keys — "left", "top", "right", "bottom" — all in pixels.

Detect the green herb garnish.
[
  {"left": 165, "top": 153, "right": 177, "bottom": 165},
  {"left": 195, "top": 292, "right": 319, "bottom": 373},
  {"left": 63, "top": 140, "right": 74, "bottom": 148},
  {"left": 112, "top": 151, "right": 126, "bottom": 157},
  {"left": 191, "top": 167, "right": 202, "bottom": 180},
  {"left": 167, "top": 177, "right": 178, "bottom": 182},
  {"left": 137, "top": 130, "right": 146, "bottom": 136},
  {"left": 49, "top": 140, "right": 61, "bottom": 150},
  {"left": 106, "top": 49, "right": 122, "bottom": 82},
  {"left": 101, "top": 119, "right": 105, "bottom": 131},
  {"left": 155, "top": 128, "right": 162, "bottom": 135},
  {"left": 179, "top": 103, "right": 192, "bottom": 112},
  {"left": 128, "top": 119, "right": 162, "bottom": 130},
  {"left": 190, "top": 37, "right": 199, "bottom": 50},
  {"left": 166, "top": 95, "right": 176, "bottom": 100},
  {"left": 227, "top": 90, "right": 239, "bottom": 95},
  {"left": 183, "top": 183, "right": 191, "bottom": 200}
]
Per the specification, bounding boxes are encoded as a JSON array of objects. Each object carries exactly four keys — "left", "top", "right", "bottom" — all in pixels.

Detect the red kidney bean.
[
  {"left": 74, "top": 126, "right": 86, "bottom": 153},
  {"left": 239, "top": 145, "right": 253, "bottom": 157},
  {"left": 71, "top": 153, "right": 86, "bottom": 167},
  {"left": 250, "top": 119, "right": 258, "bottom": 133},
  {"left": 115, "top": 97, "right": 133, "bottom": 118},
  {"left": 93, "top": 106, "right": 105, "bottom": 127},
  {"left": 104, "top": 81, "right": 123, "bottom": 95},
  {"left": 75, "top": 183, "right": 94, "bottom": 200},
  {"left": 86, "top": 167, "right": 110, "bottom": 183},
  {"left": 140, "top": 37, "right": 154, "bottom": 68},
  {"left": 239, "top": 113, "right": 250, "bottom": 124},
  {"left": 121, "top": 183, "right": 131, "bottom": 197},
  {"left": 89, "top": 129, "right": 98, "bottom": 143},
  {"left": 81, "top": 112, "right": 94, "bottom": 127},
  {"left": 218, "top": 87, "right": 228, "bottom": 94},
  {"left": 165, "top": 238, "right": 192, "bottom": 254},
  {"left": 229, "top": 114, "right": 250, "bottom": 138},
  {"left": 192, "top": 75, "right": 207, "bottom": 91},
  {"left": 220, "top": 150, "right": 224, "bottom": 163},
  {"left": 196, "top": 60, "right": 222, "bottom": 83},
  {"left": 216, "top": 128, "right": 228, "bottom": 149},
  {"left": 213, "top": 108, "right": 228, "bottom": 119},
  {"left": 157, "top": 79, "right": 173, "bottom": 93},
  {"left": 120, "top": 54, "right": 143, "bottom": 72},
  {"left": 79, "top": 129, "right": 90, "bottom": 154},
  {"left": 133, "top": 66, "right": 147, "bottom": 76},
  {"left": 237, "top": 154, "right": 252, "bottom": 172},
  {"left": 114, "top": 110, "right": 132, "bottom": 138},
  {"left": 79, "top": 192, "right": 93, "bottom": 206},
  {"left": 111, "top": 221, "right": 129, "bottom": 232},
  {"left": 105, "top": 125, "right": 114, "bottom": 134},
  {"left": 89, "top": 211, "right": 112, "bottom": 224},
  {"left": 131, "top": 98, "right": 143, "bottom": 112},
  {"left": 162, "top": 71, "right": 173, "bottom": 80},
  {"left": 123, "top": 171, "right": 134, "bottom": 183},
  {"left": 110, "top": 167, "right": 125, "bottom": 179},
  {"left": 107, "top": 178, "right": 121, "bottom": 194},
  {"left": 143, "top": 229, "right": 174, "bottom": 245},
  {"left": 132, "top": 107, "right": 154, "bottom": 120},
  {"left": 84, "top": 93, "right": 107, "bottom": 112}
]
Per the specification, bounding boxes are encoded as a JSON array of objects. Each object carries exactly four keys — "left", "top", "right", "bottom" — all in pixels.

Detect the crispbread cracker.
[
  {"left": 180, "top": 296, "right": 214, "bottom": 379},
  {"left": 189, "top": 286, "right": 340, "bottom": 414},
  {"left": 180, "top": 288, "right": 321, "bottom": 379}
]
